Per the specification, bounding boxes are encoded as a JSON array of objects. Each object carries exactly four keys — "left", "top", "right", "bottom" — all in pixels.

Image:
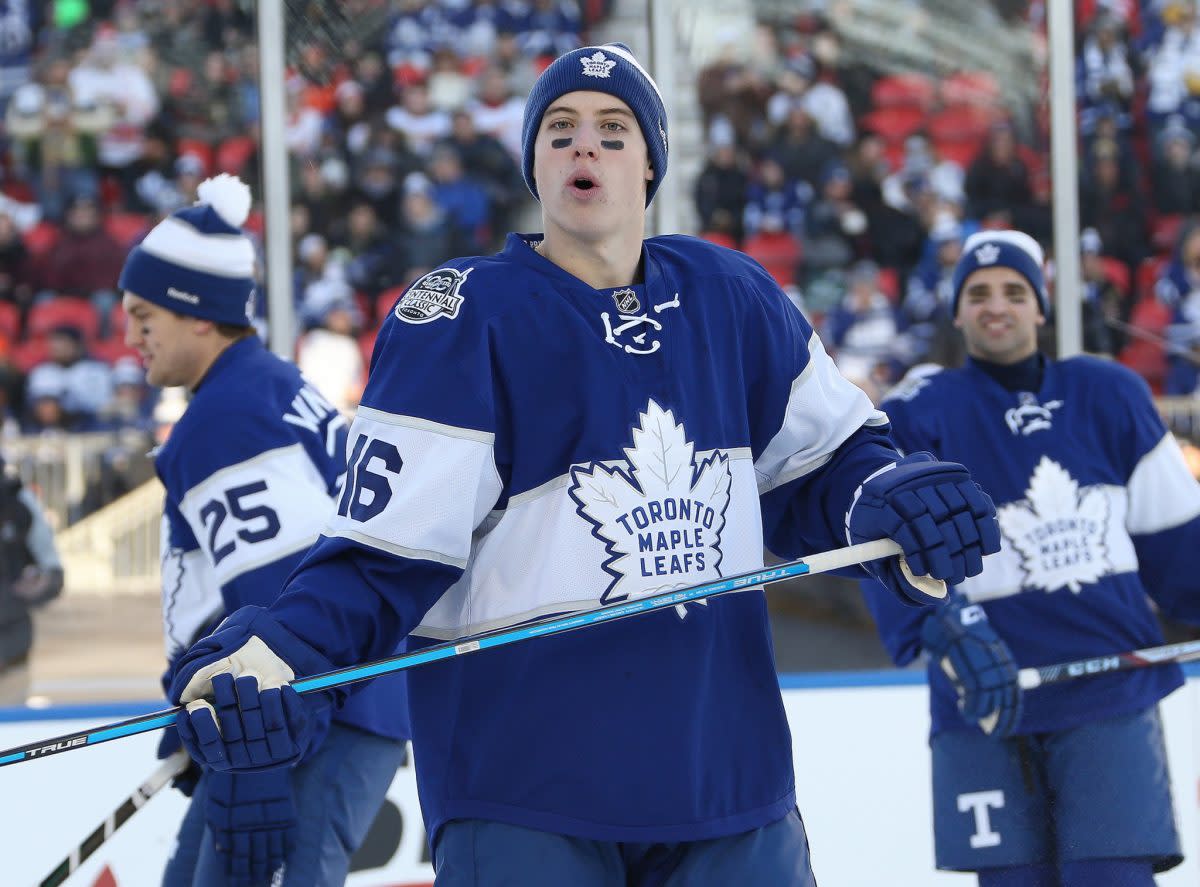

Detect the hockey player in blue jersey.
[
  {"left": 161, "top": 45, "right": 1001, "bottom": 885},
  {"left": 862, "top": 229, "right": 1200, "bottom": 887},
  {"left": 117, "top": 174, "right": 409, "bottom": 886}
]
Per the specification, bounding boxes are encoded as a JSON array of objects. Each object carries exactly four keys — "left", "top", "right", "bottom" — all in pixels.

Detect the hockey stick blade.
[
  {"left": 0, "top": 538, "right": 902, "bottom": 769},
  {"left": 1018, "top": 638, "right": 1200, "bottom": 689},
  {"left": 39, "top": 749, "right": 190, "bottom": 887}
]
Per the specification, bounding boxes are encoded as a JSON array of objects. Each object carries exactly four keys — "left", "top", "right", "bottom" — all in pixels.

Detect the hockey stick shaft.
[
  {"left": 1018, "top": 639, "right": 1200, "bottom": 689},
  {"left": 39, "top": 749, "right": 190, "bottom": 887},
  {"left": 0, "top": 538, "right": 903, "bottom": 768}
]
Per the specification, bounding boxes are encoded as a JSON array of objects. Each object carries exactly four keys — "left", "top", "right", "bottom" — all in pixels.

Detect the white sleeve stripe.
[
  {"left": 216, "top": 534, "right": 321, "bottom": 583},
  {"left": 327, "top": 526, "right": 469, "bottom": 569},
  {"left": 755, "top": 331, "right": 883, "bottom": 494},
  {"left": 178, "top": 443, "right": 313, "bottom": 512},
  {"left": 1126, "top": 432, "right": 1200, "bottom": 534},
  {"left": 355, "top": 405, "right": 495, "bottom": 444}
]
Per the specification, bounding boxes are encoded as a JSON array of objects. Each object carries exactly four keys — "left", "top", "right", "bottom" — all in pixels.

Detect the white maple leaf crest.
[
  {"left": 568, "top": 399, "right": 732, "bottom": 616},
  {"left": 998, "top": 456, "right": 1111, "bottom": 593}
]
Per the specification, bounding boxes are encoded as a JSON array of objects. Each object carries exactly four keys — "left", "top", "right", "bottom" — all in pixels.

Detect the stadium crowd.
[{"left": 0, "top": 0, "right": 1194, "bottom": 451}]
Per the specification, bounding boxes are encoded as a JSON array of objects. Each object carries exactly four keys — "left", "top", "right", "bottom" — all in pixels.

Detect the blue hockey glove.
[
  {"left": 205, "top": 768, "right": 295, "bottom": 887},
  {"left": 169, "top": 606, "right": 334, "bottom": 773},
  {"left": 847, "top": 452, "right": 1000, "bottom": 606},
  {"left": 921, "top": 596, "right": 1022, "bottom": 737}
]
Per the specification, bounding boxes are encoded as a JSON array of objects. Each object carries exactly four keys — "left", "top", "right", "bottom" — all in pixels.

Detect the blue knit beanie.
[
  {"left": 951, "top": 229, "right": 1048, "bottom": 317},
  {"left": 521, "top": 43, "right": 668, "bottom": 207},
  {"left": 118, "top": 174, "right": 257, "bottom": 327}
]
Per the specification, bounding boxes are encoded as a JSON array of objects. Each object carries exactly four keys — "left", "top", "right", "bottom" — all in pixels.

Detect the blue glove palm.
[
  {"left": 848, "top": 452, "right": 1000, "bottom": 605},
  {"left": 205, "top": 768, "right": 295, "bottom": 887},
  {"left": 169, "top": 606, "right": 334, "bottom": 773},
  {"left": 921, "top": 596, "right": 1022, "bottom": 737}
]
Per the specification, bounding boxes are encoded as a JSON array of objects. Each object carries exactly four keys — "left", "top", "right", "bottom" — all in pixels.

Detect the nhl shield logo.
[
  {"left": 395, "top": 267, "right": 472, "bottom": 324},
  {"left": 612, "top": 287, "right": 641, "bottom": 314}
]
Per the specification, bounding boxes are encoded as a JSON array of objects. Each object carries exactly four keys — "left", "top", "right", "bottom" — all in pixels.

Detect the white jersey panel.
[
  {"left": 1126, "top": 432, "right": 1200, "bottom": 534},
  {"left": 325, "top": 407, "right": 503, "bottom": 567},
  {"left": 159, "top": 515, "right": 222, "bottom": 659},
  {"left": 414, "top": 447, "right": 766, "bottom": 640},
  {"left": 177, "top": 443, "right": 332, "bottom": 586},
  {"left": 961, "top": 476, "right": 1137, "bottom": 602},
  {"left": 754, "top": 331, "right": 888, "bottom": 494}
]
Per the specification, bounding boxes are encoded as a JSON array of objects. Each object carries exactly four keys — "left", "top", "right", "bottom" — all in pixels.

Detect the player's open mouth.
[{"left": 572, "top": 177, "right": 597, "bottom": 190}]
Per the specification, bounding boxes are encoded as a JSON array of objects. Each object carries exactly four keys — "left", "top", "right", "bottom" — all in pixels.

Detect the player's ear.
[{"left": 646, "top": 163, "right": 654, "bottom": 182}]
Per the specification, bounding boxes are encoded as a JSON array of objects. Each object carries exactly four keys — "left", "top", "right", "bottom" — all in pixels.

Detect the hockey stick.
[
  {"left": 39, "top": 748, "right": 190, "bottom": 887},
  {"left": 1018, "top": 638, "right": 1200, "bottom": 689},
  {"left": 0, "top": 538, "right": 904, "bottom": 769}
]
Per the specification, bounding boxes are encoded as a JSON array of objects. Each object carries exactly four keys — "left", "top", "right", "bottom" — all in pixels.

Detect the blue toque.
[
  {"left": 521, "top": 43, "right": 668, "bottom": 207},
  {"left": 118, "top": 174, "right": 257, "bottom": 327},
  {"left": 951, "top": 229, "right": 1048, "bottom": 317}
]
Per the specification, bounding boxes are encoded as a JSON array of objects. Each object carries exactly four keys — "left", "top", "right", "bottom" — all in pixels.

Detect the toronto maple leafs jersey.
[
  {"left": 156, "top": 336, "right": 408, "bottom": 740},
  {"left": 863, "top": 356, "right": 1200, "bottom": 737},
  {"left": 268, "top": 232, "right": 904, "bottom": 845}
]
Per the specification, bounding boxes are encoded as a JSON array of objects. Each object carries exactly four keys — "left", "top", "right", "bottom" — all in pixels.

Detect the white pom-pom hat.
[{"left": 118, "top": 174, "right": 257, "bottom": 326}]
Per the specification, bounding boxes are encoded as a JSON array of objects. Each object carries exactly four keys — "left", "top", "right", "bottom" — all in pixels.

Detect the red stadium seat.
[
  {"left": 11, "top": 337, "right": 49, "bottom": 373},
  {"left": 376, "top": 286, "right": 406, "bottom": 325},
  {"left": 176, "top": 139, "right": 214, "bottom": 176},
  {"left": 22, "top": 220, "right": 60, "bottom": 257},
  {"left": 104, "top": 212, "right": 150, "bottom": 249},
  {"left": 358, "top": 329, "right": 378, "bottom": 366},
  {"left": 870, "top": 73, "right": 936, "bottom": 111},
  {"left": 1098, "top": 257, "right": 1131, "bottom": 297},
  {"left": 27, "top": 297, "right": 101, "bottom": 342},
  {"left": 1151, "top": 214, "right": 1185, "bottom": 255},
  {"left": 742, "top": 232, "right": 801, "bottom": 289},
  {"left": 216, "top": 136, "right": 257, "bottom": 176},
  {"left": 859, "top": 107, "right": 926, "bottom": 144},
  {"left": 932, "top": 137, "right": 982, "bottom": 169},
  {"left": 940, "top": 71, "right": 1001, "bottom": 106},
  {"left": 698, "top": 230, "right": 737, "bottom": 249},
  {"left": 0, "top": 301, "right": 20, "bottom": 341},
  {"left": 1135, "top": 256, "right": 1166, "bottom": 301}
]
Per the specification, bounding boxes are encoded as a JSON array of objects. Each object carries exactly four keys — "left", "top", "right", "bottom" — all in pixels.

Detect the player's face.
[
  {"left": 954, "top": 266, "right": 1044, "bottom": 365},
  {"left": 122, "top": 292, "right": 208, "bottom": 389},
  {"left": 532, "top": 91, "right": 653, "bottom": 242}
]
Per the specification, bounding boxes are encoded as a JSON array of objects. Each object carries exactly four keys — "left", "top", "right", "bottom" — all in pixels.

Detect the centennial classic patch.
[{"left": 395, "top": 267, "right": 472, "bottom": 324}]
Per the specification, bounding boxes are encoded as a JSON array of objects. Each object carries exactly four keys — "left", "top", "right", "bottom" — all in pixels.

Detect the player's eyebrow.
[{"left": 544, "top": 105, "right": 634, "bottom": 119}]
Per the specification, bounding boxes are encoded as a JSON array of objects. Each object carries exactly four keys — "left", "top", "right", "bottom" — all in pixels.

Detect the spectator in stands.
[
  {"left": 295, "top": 158, "right": 353, "bottom": 244},
  {"left": 0, "top": 1, "right": 39, "bottom": 115},
  {"left": 694, "top": 131, "right": 750, "bottom": 245},
  {"left": 284, "top": 74, "right": 324, "bottom": 159},
  {"left": 1079, "top": 135, "right": 1149, "bottom": 269},
  {"left": 772, "top": 103, "right": 839, "bottom": 193},
  {"left": 0, "top": 459, "right": 63, "bottom": 706},
  {"left": 0, "top": 212, "right": 38, "bottom": 321},
  {"left": 97, "top": 355, "right": 156, "bottom": 434},
  {"left": 1078, "top": 12, "right": 1136, "bottom": 117},
  {"left": 427, "top": 47, "right": 473, "bottom": 112},
  {"left": 428, "top": 143, "right": 492, "bottom": 251},
  {"left": 165, "top": 49, "right": 242, "bottom": 148},
  {"left": 803, "top": 163, "right": 867, "bottom": 277},
  {"left": 296, "top": 295, "right": 365, "bottom": 418},
  {"left": 743, "top": 153, "right": 809, "bottom": 241},
  {"left": 823, "top": 259, "right": 904, "bottom": 392},
  {"left": 396, "top": 171, "right": 470, "bottom": 281},
  {"left": 490, "top": 29, "right": 543, "bottom": 100},
  {"left": 439, "top": 107, "right": 525, "bottom": 233},
  {"left": 518, "top": 0, "right": 582, "bottom": 59},
  {"left": 22, "top": 364, "right": 72, "bottom": 434},
  {"left": 352, "top": 146, "right": 405, "bottom": 229},
  {"left": 325, "top": 79, "right": 374, "bottom": 160},
  {"left": 386, "top": 81, "right": 452, "bottom": 158},
  {"left": 38, "top": 194, "right": 125, "bottom": 315},
  {"left": 352, "top": 50, "right": 398, "bottom": 118},
  {"left": 27, "top": 325, "right": 114, "bottom": 425},
  {"left": 342, "top": 201, "right": 402, "bottom": 305},
  {"left": 6, "top": 58, "right": 109, "bottom": 222},
  {"left": 1155, "top": 222, "right": 1200, "bottom": 394},
  {"left": 68, "top": 25, "right": 160, "bottom": 200},
  {"left": 468, "top": 65, "right": 528, "bottom": 163},
  {"left": 799, "top": 55, "right": 856, "bottom": 149},
  {"left": 965, "top": 120, "right": 1035, "bottom": 230},
  {"left": 1141, "top": 0, "right": 1200, "bottom": 136},
  {"left": 1150, "top": 114, "right": 1200, "bottom": 214},
  {"left": 903, "top": 215, "right": 966, "bottom": 367},
  {"left": 1071, "top": 226, "right": 1126, "bottom": 356}
]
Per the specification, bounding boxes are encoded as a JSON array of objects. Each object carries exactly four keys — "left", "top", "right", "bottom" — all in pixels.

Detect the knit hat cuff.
[{"left": 119, "top": 248, "right": 255, "bottom": 326}]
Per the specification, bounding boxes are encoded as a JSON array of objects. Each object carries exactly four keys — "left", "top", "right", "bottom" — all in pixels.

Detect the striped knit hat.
[
  {"left": 521, "top": 42, "right": 668, "bottom": 207},
  {"left": 118, "top": 174, "right": 257, "bottom": 327}
]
